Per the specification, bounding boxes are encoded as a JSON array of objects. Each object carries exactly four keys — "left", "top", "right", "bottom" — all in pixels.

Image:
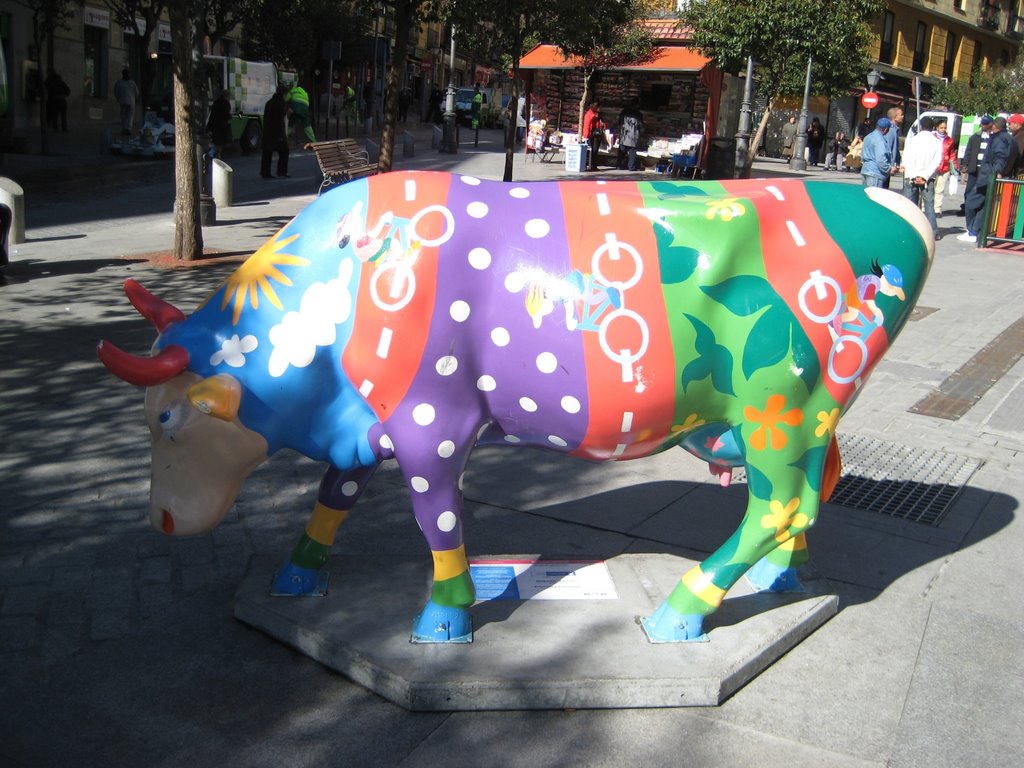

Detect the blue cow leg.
[
  {"left": 746, "top": 533, "right": 808, "bottom": 592},
  {"left": 271, "top": 464, "right": 378, "bottom": 596}
]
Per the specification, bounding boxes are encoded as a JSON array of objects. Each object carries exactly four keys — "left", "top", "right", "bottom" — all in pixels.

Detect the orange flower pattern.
[{"left": 744, "top": 394, "right": 803, "bottom": 450}]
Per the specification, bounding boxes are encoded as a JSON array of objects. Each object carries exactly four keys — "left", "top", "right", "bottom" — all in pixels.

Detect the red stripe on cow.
[
  {"left": 721, "top": 179, "right": 888, "bottom": 404},
  {"left": 343, "top": 174, "right": 450, "bottom": 420},
  {"left": 558, "top": 181, "right": 676, "bottom": 460}
]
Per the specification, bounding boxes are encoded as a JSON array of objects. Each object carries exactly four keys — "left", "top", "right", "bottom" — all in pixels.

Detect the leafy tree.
[
  {"left": 678, "top": 0, "right": 883, "bottom": 175},
  {"left": 439, "top": 0, "right": 551, "bottom": 181},
  {"left": 546, "top": 1, "right": 656, "bottom": 135},
  {"left": 439, "top": 1, "right": 652, "bottom": 180},
  {"left": 16, "top": 0, "right": 76, "bottom": 154},
  {"left": 198, "top": 0, "right": 243, "bottom": 51},
  {"left": 238, "top": 0, "right": 369, "bottom": 74},
  {"left": 929, "top": 63, "right": 1024, "bottom": 116},
  {"left": 104, "top": 0, "right": 168, "bottom": 109}
]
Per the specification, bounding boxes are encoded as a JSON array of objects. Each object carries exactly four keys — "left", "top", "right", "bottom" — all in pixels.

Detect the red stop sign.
[{"left": 861, "top": 91, "right": 880, "bottom": 109}]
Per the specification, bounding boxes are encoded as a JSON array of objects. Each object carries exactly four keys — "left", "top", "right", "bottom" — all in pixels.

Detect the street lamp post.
[
  {"left": 734, "top": 56, "right": 755, "bottom": 178},
  {"left": 790, "top": 56, "right": 813, "bottom": 172},
  {"left": 440, "top": 24, "right": 459, "bottom": 154},
  {"left": 866, "top": 69, "right": 881, "bottom": 120}
]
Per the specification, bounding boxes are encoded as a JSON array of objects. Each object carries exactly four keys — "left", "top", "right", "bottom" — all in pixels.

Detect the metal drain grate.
[{"left": 827, "top": 434, "right": 983, "bottom": 525}]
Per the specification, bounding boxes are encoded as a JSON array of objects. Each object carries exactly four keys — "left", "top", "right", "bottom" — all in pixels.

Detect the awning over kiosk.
[{"left": 519, "top": 44, "right": 710, "bottom": 72}]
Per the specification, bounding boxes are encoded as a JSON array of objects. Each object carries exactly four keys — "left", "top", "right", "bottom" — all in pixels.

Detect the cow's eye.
[{"left": 158, "top": 403, "right": 188, "bottom": 439}]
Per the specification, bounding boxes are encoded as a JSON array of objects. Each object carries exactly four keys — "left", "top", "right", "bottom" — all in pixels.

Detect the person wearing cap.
[
  {"left": 882, "top": 106, "right": 904, "bottom": 188},
  {"left": 900, "top": 115, "right": 943, "bottom": 239},
  {"left": 1006, "top": 113, "right": 1024, "bottom": 176},
  {"left": 961, "top": 116, "right": 1016, "bottom": 243},
  {"left": 960, "top": 116, "right": 993, "bottom": 216},
  {"left": 860, "top": 117, "right": 894, "bottom": 188}
]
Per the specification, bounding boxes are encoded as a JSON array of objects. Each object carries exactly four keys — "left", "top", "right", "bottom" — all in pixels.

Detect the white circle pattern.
[
  {"left": 436, "top": 355, "right": 458, "bottom": 376},
  {"left": 412, "top": 403, "right": 436, "bottom": 426},
  {"left": 525, "top": 218, "right": 550, "bottom": 238},
  {"left": 491, "top": 327, "right": 510, "bottom": 346},
  {"left": 468, "top": 247, "right": 491, "bottom": 270}
]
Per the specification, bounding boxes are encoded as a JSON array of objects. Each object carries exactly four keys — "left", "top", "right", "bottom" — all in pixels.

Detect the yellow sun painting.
[{"left": 221, "top": 230, "right": 309, "bottom": 325}]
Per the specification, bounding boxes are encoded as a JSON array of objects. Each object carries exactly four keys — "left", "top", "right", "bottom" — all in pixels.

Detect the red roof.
[
  {"left": 519, "top": 44, "right": 710, "bottom": 72},
  {"left": 639, "top": 18, "right": 693, "bottom": 41}
]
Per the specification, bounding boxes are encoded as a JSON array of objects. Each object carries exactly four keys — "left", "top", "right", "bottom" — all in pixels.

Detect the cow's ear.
[{"left": 187, "top": 374, "right": 242, "bottom": 421}]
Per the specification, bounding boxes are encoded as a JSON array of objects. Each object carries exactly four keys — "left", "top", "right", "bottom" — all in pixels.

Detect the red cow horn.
[
  {"left": 96, "top": 341, "right": 190, "bottom": 386},
  {"left": 124, "top": 279, "right": 185, "bottom": 333}
]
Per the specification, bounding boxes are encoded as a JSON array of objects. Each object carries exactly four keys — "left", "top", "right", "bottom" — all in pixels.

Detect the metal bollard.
[
  {"left": 211, "top": 159, "right": 233, "bottom": 209},
  {"left": 0, "top": 177, "right": 26, "bottom": 246},
  {"left": 402, "top": 130, "right": 415, "bottom": 158}
]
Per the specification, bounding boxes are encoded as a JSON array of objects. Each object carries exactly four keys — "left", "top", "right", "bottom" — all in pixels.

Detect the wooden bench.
[{"left": 304, "top": 139, "right": 379, "bottom": 195}]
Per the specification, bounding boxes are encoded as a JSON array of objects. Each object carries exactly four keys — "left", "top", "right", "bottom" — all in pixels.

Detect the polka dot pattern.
[{"left": 378, "top": 176, "right": 589, "bottom": 554}]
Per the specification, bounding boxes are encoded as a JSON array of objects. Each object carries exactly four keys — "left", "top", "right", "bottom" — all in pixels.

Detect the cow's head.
[{"left": 98, "top": 280, "right": 268, "bottom": 536}]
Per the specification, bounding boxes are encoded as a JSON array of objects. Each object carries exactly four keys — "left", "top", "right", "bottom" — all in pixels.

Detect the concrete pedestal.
[{"left": 235, "top": 552, "right": 837, "bottom": 711}]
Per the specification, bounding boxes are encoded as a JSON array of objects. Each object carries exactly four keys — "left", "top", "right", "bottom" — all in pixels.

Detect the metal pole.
[
  {"left": 440, "top": 23, "right": 458, "bottom": 153},
  {"left": 790, "top": 56, "right": 813, "bottom": 172},
  {"left": 734, "top": 56, "right": 754, "bottom": 178}
]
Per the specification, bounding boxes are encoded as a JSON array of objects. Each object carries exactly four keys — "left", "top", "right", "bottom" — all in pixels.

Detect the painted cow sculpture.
[{"left": 98, "top": 171, "right": 933, "bottom": 643}]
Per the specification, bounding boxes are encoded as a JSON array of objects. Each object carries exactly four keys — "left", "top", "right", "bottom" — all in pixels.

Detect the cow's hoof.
[
  {"left": 640, "top": 602, "right": 708, "bottom": 643},
  {"left": 410, "top": 601, "right": 473, "bottom": 643},
  {"left": 746, "top": 559, "right": 803, "bottom": 593},
  {"left": 270, "top": 562, "right": 328, "bottom": 596}
]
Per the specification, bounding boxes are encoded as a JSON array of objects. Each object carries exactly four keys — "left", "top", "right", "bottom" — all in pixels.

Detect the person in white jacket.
[{"left": 900, "top": 115, "right": 943, "bottom": 240}]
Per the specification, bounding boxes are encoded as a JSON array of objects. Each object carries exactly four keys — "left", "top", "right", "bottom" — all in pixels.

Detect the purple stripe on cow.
[{"left": 381, "top": 174, "right": 590, "bottom": 551}]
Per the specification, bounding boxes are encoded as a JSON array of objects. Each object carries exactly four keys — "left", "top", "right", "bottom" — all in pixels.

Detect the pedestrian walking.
[
  {"left": 932, "top": 118, "right": 959, "bottom": 217},
  {"left": 206, "top": 89, "right": 233, "bottom": 158},
  {"left": 807, "top": 117, "right": 825, "bottom": 166},
  {"left": 781, "top": 115, "right": 797, "bottom": 161},
  {"left": 45, "top": 70, "right": 70, "bottom": 132},
  {"left": 583, "top": 100, "right": 606, "bottom": 171},
  {"left": 113, "top": 68, "right": 140, "bottom": 135},
  {"left": 261, "top": 84, "right": 290, "bottom": 179},
  {"left": 961, "top": 116, "right": 1014, "bottom": 243},
  {"left": 616, "top": 98, "right": 645, "bottom": 171}
]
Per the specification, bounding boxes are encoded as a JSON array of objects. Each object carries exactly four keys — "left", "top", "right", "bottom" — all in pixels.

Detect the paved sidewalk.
[{"left": 1, "top": 126, "right": 1022, "bottom": 767}]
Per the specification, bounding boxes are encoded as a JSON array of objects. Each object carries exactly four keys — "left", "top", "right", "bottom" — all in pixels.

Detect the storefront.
[{"left": 518, "top": 43, "right": 718, "bottom": 141}]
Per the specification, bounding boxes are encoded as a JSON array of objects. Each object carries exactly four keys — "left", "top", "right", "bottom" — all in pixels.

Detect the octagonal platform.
[{"left": 234, "top": 552, "right": 837, "bottom": 711}]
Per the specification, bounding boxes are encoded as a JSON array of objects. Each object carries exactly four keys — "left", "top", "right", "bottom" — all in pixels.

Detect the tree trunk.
[
  {"left": 577, "top": 72, "right": 593, "bottom": 137},
  {"left": 169, "top": 3, "right": 203, "bottom": 261},
  {"left": 742, "top": 101, "right": 775, "bottom": 177},
  {"left": 379, "top": 0, "right": 416, "bottom": 173},
  {"left": 503, "top": 64, "right": 520, "bottom": 182}
]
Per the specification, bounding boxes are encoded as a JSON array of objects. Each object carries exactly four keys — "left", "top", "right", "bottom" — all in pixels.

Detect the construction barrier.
[{"left": 980, "top": 177, "right": 1024, "bottom": 247}]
